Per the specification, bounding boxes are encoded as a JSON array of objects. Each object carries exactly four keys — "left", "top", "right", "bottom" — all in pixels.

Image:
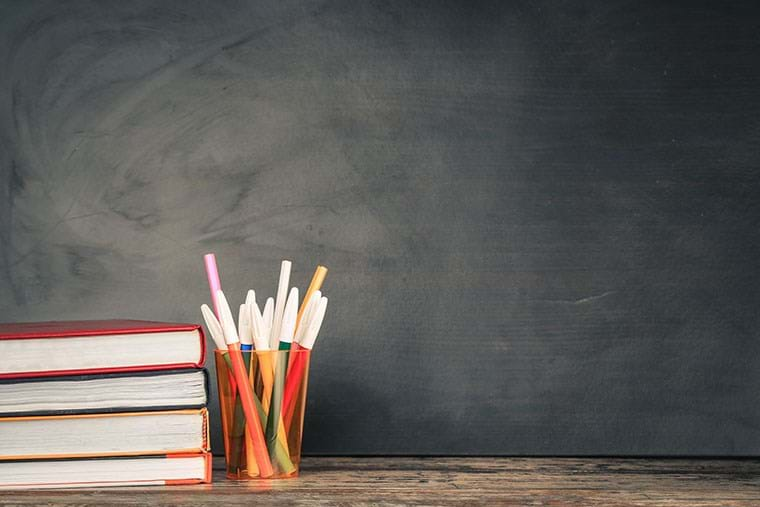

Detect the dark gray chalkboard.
[{"left": 1, "top": 0, "right": 759, "bottom": 455}]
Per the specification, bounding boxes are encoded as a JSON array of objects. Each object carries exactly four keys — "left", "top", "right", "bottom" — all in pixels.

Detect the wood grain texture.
[
  {"left": 1, "top": 0, "right": 760, "bottom": 455},
  {"left": 1, "top": 458, "right": 760, "bottom": 506}
]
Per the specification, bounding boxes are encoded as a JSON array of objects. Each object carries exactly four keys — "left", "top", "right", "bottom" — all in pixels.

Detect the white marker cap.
[
  {"left": 300, "top": 296, "right": 327, "bottom": 350},
  {"left": 263, "top": 297, "right": 274, "bottom": 336},
  {"left": 215, "top": 290, "right": 240, "bottom": 344},
  {"left": 238, "top": 303, "right": 253, "bottom": 345},
  {"left": 250, "top": 300, "right": 269, "bottom": 351},
  {"left": 201, "top": 304, "right": 227, "bottom": 351},
  {"left": 270, "top": 260, "right": 292, "bottom": 349},
  {"left": 295, "top": 291, "right": 321, "bottom": 344},
  {"left": 278, "top": 287, "right": 299, "bottom": 344}
]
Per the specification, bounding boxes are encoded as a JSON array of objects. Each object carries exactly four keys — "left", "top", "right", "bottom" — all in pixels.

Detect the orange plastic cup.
[{"left": 214, "top": 349, "right": 311, "bottom": 479}]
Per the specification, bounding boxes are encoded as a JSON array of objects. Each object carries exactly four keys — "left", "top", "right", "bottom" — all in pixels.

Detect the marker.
[
  {"left": 247, "top": 294, "right": 297, "bottom": 474},
  {"left": 250, "top": 300, "right": 269, "bottom": 351},
  {"left": 278, "top": 288, "right": 299, "bottom": 351},
  {"left": 201, "top": 304, "right": 227, "bottom": 351},
  {"left": 206, "top": 300, "right": 295, "bottom": 476},
  {"left": 216, "top": 290, "right": 274, "bottom": 478},
  {"left": 240, "top": 291, "right": 256, "bottom": 351},
  {"left": 200, "top": 305, "right": 231, "bottom": 459},
  {"left": 201, "top": 257, "right": 292, "bottom": 475},
  {"left": 300, "top": 297, "right": 327, "bottom": 350},
  {"left": 201, "top": 303, "right": 249, "bottom": 474},
  {"left": 238, "top": 304, "right": 253, "bottom": 352},
  {"left": 270, "top": 260, "right": 292, "bottom": 350},
  {"left": 293, "top": 291, "right": 320, "bottom": 346},
  {"left": 255, "top": 296, "right": 276, "bottom": 411},
  {"left": 282, "top": 264, "right": 328, "bottom": 428},
  {"left": 291, "top": 264, "right": 327, "bottom": 351},
  {"left": 252, "top": 295, "right": 275, "bottom": 409},
  {"left": 263, "top": 297, "right": 274, "bottom": 339},
  {"left": 239, "top": 292, "right": 258, "bottom": 473},
  {"left": 283, "top": 296, "right": 327, "bottom": 431},
  {"left": 296, "top": 266, "right": 327, "bottom": 329},
  {"left": 265, "top": 288, "right": 298, "bottom": 455}
]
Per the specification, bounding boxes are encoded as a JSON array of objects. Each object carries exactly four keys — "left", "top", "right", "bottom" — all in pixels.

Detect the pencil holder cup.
[{"left": 214, "top": 349, "right": 311, "bottom": 479}]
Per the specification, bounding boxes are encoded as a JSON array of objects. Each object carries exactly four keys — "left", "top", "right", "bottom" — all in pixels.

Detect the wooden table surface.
[{"left": 2, "top": 457, "right": 760, "bottom": 506}]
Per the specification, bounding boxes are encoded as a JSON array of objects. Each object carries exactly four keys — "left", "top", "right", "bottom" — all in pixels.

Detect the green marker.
[{"left": 266, "top": 287, "right": 298, "bottom": 457}]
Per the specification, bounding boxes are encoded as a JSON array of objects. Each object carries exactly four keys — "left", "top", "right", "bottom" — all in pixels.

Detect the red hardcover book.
[
  {"left": 0, "top": 452, "right": 212, "bottom": 489},
  {"left": 0, "top": 320, "right": 206, "bottom": 380}
]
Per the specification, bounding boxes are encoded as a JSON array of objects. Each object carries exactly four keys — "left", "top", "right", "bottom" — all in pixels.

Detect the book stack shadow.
[{"left": 0, "top": 320, "right": 211, "bottom": 489}]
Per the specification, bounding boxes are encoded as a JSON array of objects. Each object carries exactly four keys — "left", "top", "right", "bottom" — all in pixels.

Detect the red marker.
[{"left": 282, "top": 296, "right": 327, "bottom": 431}]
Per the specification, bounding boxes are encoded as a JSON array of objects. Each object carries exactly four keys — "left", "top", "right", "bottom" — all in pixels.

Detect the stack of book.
[{"left": 0, "top": 320, "right": 211, "bottom": 489}]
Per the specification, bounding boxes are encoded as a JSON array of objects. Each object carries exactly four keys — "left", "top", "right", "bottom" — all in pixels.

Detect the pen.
[
  {"left": 201, "top": 304, "right": 227, "bottom": 352},
  {"left": 203, "top": 255, "right": 253, "bottom": 473},
  {"left": 202, "top": 257, "right": 294, "bottom": 475},
  {"left": 240, "top": 290, "right": 257, "bottom": 352},
  {"left": 278, "top": 288, "right": 299, "bottom": 351},
  {"left": 293, "top": 291, "right": 321, "bottom": 346},
  {"left": 250, "top": 300, "right": 270, "bottom": 352},
  {"left": 299, "top": 297, "right": 327, "bottom": 351},
  {"left": 238, "top": 292, "right": 257, "bottom": 473},
  {"left": 238, "top": 303, "right": 253, "bottom": 352},
  {"left": 265, "top": 288, "right": 298, "bottom": 455},
  {"left": 270, "top": 260, "right": 292, "bottom": 350},
  {"left": 296, "top": 266, "right": 327, "bottom": 329},
  {"left": 283, "top": 296, "right": 327, "bottom": 431},
  {"left": 263, "top": 297, "right": 274, "bottom": 340},
  {"left": 200, "top": 304, "right": 230, "bottom": 460},
  {"left": 216, "top": 290, "right": 274, "bottom": 478},
  {"left": 281, "top": 265, "right": 328, "bottom": 431},
  {"left": 250, "top": 297, "right": 295, "bottom": 473},
  {"left": 201, "top": 304, "right": 250, "bottom": 475},
  {"left": 206, "top": 302, "right": 295, "bottom": 476}
]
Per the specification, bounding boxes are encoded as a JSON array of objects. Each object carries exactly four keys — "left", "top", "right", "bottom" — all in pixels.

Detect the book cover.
[
  {"left": 0, "top": 320, "right": 206, "bottom": 379},
  {"left": 0, "top": 453, "right": 212, "bottom": 489},
  {"left": 0, "top": 368, "right": 209, "bottom": 417},
  {"left": 0, "top": 408, "right": 210, "bottom": 461}
]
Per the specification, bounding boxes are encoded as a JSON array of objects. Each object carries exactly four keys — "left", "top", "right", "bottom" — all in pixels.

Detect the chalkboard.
[{"left": 1, "top": 0, "right": 759, "bottom": 455}]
